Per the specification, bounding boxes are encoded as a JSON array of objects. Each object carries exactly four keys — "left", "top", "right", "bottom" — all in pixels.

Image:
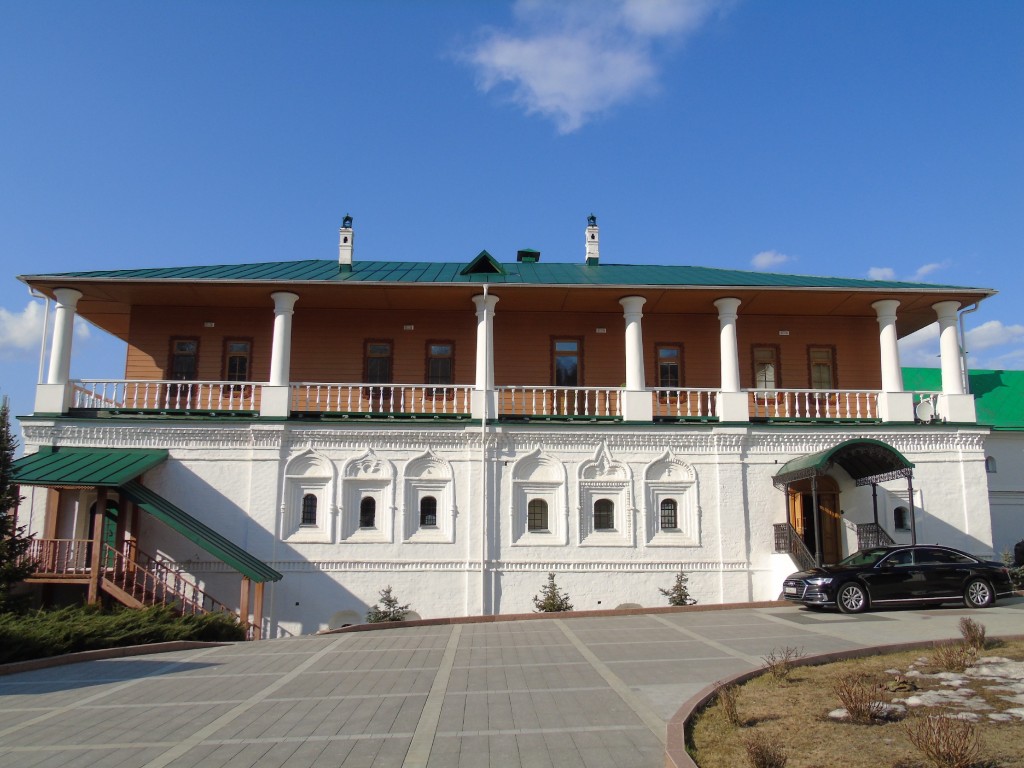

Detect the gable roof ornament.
[{"left": 460, "top": 250, "right": 506, "bottom": 276}]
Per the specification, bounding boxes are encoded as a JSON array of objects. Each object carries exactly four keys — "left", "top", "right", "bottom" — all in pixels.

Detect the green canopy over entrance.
[{"left": 772, "top": 438, "right": 914, "bottom": 489}]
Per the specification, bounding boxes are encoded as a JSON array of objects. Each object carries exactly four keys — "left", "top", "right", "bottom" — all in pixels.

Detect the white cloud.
[
  {"left": 867, "top": 261, "right": 952, "bottom": 283},
  {"left": 0, "top": 302, "right": 45, "bottom": 358},
  {"left": 867, "top": 267, "right": 896, "bottom": 281},
  {"left": 750, "top": 250, "right": 792, "bottom": 270},
  {"left": 898, "top": 323, "right": 941, "bottom": 367},
  {"left": 463, "top": 0, "right": 724, "bottom": 133}
]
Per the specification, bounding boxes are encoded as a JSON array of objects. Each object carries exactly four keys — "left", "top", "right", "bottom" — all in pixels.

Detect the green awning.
[
  {"left": 773, "top": 438, "right": 914, "bottom": 489},
  {"left": 12, "top": 446, "right": 281, "bottom": 583},
  {"left": 119, "top": 481, "right": 281, "bottom": 583},
  {"left": 12, "top": 446, "right": 169, "bottom": 487}
]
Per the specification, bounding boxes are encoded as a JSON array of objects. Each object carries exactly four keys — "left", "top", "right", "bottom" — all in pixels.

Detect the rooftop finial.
[
  {"left": 585, "top": 213, "right": 599, "bottom": 265},
  {"left": 339, "top": 215, "right": 354, "bottom": 271},
  {"left": 587, "top": 213, "right": 597, "bottom": 227}
]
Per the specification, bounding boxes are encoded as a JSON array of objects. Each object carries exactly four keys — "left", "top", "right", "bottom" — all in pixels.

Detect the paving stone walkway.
[{"left": 1, "top": 600, "right": 1021, "bottom": 768}]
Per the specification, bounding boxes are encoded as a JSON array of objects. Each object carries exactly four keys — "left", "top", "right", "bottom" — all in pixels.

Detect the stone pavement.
[{"left": 0, "top": 600, "right": 1021, "bottom": 768}]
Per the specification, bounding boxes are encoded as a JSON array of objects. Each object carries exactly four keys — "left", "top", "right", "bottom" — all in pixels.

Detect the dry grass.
[
  {"left": 761, "top": 646, "right": 803, "bottom": 684},
  {"left": 959, "top": 617, "right": 988, "bottom": 652},
  {"left": 904, "top": 714, "right": 981, "bottom": 768},
  {"left": 717, "top": 682, "right": 742, "bottom": 726},
  {"left": 689, "top": 638, "right": 1024, "bottom": 768},
  {"left": 743, "top": 731, "right": 788, "bottom": 768},
  {"left": 932, "top": 641, "right": 977, "bottom": 673}
]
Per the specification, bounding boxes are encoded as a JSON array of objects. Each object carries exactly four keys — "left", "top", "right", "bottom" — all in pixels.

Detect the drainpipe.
[
  {"left": 957, "top": 304, "right": 979, "bottom": 394},
  {"left": 480, "top": 284, "right": 490, "bottom": 615},
  {"left": 29, "top": 288, "right": 51, "bottom": 385}
]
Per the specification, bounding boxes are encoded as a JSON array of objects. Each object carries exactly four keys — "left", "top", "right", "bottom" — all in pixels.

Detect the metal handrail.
[{"left": 773, "top": 522, "right": 816, "bottom": 571}]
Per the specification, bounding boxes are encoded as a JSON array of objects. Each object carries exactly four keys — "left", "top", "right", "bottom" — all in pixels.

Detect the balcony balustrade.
[{"left": 62, "top": 378, "right": 945, "bottom": 424}]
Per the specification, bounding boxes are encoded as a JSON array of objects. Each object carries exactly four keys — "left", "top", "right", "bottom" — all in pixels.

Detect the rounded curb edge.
[
  {"left": 0, "top": 640, "right": 234, "bottom": 677},
  {"left": 663, "top": 632, "right": 1024, "bottom": 768}
]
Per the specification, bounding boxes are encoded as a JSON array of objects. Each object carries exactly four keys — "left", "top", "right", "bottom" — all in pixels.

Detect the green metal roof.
[
  {"left": 903, "top": 367, "right": 1024, "bottom": 430},
  {"left": 773, "top": 438, "right": 915, "bottom": 488},
  {"left": 19, "top": 258, "right": 989, "bottom": 291},
  {"left": 119, "top": 480, "right": 282, "bottom": 583},
  {"left": 12, "top": 446, "right": 168, "bottom": 487},
  {"left": 11, "top": 447, "right": 281, "bottom": 583}
]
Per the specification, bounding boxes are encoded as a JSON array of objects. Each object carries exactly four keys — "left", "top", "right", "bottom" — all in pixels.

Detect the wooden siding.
[{"left": 124, "top": 304, "right": 883, "bottom": 390}]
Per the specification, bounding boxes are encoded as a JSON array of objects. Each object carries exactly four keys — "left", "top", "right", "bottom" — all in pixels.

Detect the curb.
[
  {"left": 318, "top": 600, "right": 790, "bottom": 633},
  {"left": 663, "top": 632, "right": 1024, "bottom": 768},
  {"left": 0, "top": 641, "right": 234, "bottom": 677}
]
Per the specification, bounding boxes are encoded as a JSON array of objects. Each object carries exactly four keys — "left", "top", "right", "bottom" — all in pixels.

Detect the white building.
[{"left": 12, "top": 217, "right": 1000, "bottom": 638}]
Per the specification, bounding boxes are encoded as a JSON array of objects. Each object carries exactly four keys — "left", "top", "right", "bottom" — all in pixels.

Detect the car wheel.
[
  {"left": 964, "top": 578, "right": 994, "bottom": 608},
  {"left": 837, "top": 582, "right": 868, "bottom": 614}
]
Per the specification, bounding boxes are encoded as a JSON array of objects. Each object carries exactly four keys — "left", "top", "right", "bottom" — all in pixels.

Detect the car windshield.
[{"left": 836, "top": 548, "right": 893, "bottom": 567}]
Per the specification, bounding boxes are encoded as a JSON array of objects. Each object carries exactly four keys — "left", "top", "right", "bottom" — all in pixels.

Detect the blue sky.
[{"left": 1, "top": 0, "right": 1022, "bottom": 431}]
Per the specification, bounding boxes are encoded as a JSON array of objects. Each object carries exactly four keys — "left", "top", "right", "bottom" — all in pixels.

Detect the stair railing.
[
  {"left": 772, "top": 522, "right": 817, "bottom": 572},
  {"left": 856, "top": 522, "right": 895, "bottom": 549},
  {"left": 103, "top": 543, "right": 232, "bottom": 616}
]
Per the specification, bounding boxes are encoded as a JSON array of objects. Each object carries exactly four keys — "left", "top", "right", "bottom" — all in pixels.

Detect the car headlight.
[{"left": 806, "top": 577, "right": 833, "bottom": 586}]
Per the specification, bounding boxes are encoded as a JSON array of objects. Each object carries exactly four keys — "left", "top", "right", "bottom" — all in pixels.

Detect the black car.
[{"left": 783, "top": 545, "right": 1015, "bottom": 614}]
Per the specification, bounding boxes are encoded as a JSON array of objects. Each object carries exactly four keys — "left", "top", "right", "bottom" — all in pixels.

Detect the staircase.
[
  {"left": 24, "top": 538, "right": 231, "bottom": 616},
  {"left": 772, "top": 522, "right": 817, "bottom": 571}
]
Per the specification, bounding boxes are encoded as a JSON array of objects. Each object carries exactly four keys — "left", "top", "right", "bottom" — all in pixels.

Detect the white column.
[
  {"left": 931, "top": 300, "right": 976, "bottom": 423},
  {"left": 619, "top": 296, "right": 646, "bottom": 390},
  {"left": 35, "top": 287, "right": 82, "bottom": 414},
  {"left": 619, "top": 295, "right": 652, "bottom": 421},
  {"left": 46, "top": 288, "right": 82, "bottom": 385},
  {"left": 871, "top": 299, "right": 914, "bottom": 422},
  {"left": 472, "top": 293, "right": 499, "bottom": 419},
  {"left": 713, "top": 297, "right": 748, "bottom": 421},
  {"left": 714, "top": 298, "right": 742, "bottom": 392},
  {"left": 261, "top": 291, "right": 299, "bottom": 418},
  {"left": 871, "top": 299, "right": 903, "bottom": 392},
  {"left": 933, "top": 301, "right": 964, "bottom": 395},
  {"left": 269, "top": 292, "right": 299, "bottom": 386}
]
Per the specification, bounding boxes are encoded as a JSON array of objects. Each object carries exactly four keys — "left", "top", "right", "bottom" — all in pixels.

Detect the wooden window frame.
[
  {"left": 364, "top": 339, "right": 394, "bottom": 384},
  {"left": 807, "top": 344, "right": 838, "bottom": 390},
  {"left": 751, "top": 344, "right": 782, "bottom": 389},
  {"left": 550, "top": 336, "right": 584, "bottom": 387},
  {"left": 221, "top": 337, "right": 253, "bottom": 397},
  {"left": 425, "top": 339, "right": 455, "bottom": 399},
  {"left": 166, "top": 337, "right": 200, "bottom": 405},
  {"left": 655, "top": 342, "right": 684, "bottom": 400}
]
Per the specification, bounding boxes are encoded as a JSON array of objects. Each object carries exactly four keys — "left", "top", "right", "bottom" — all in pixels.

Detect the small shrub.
[
  {"left": 743, "top": 731, "right": 788, "bottom": 768},
  {"left": 365, "top": 586, "right": 410, "bottom": 623},
  {"left": 532, "top": 572, "right": 573, "bottom": 612},
  {"left": 659, "top": 571, "right": 697, "bottom": 606},
  {"left": 1000, "top": 549, "right": 1024, "bottom": 589},
  {"left": 761, "top": 646, "right": 802, "bottom": 683},
  {"left": 904, "top": 714, "right": 981, "bottom": 768},
  {"left": 958, "top": 617, "right": 987, "bottom": 652},
  {"left": 832, "top": 672, "right": 887, "bottom": 724},
  {"left": 932, "top": 641, "right": 976, "bottom": 673},
  {"left": 717, "top": 682, "right": 741, "bottom": 726}
]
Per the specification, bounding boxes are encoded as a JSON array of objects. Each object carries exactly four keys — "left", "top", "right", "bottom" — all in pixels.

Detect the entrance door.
[
  {"left": 789, "top": 478, "right": 842, "bottom": 565},
  {"left": 87, "top": 499, "right": 120, "bottom": 568}
]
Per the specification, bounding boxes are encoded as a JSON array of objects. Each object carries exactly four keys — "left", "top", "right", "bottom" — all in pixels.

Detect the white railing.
[
  {"left": 72, "top": 379, "right": 260, "bottom": 411},
  {"left": 290, "top": 383, "right": 472, "bottom": 416},
  {"left": 498, "top": 386, "right": 621, "bottom": 418},
  {"left": 749, "top": 389, "right": 879, "bottom": 420},
  {"left": 651, "top": 388, "right": 718, "bottom": 419}
]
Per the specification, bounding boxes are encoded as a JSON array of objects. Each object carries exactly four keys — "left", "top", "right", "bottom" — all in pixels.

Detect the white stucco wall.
[
  {"left": 19, "top": 419, "right": 995, "bottom": 638},
  {"left": 984, "top": 431, "right": 1024, "bottom": 558}
]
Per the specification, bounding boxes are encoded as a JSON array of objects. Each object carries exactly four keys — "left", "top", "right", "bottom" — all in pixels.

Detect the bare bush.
[
  {"left": 743, "top": 731, "right": 788, "bottom": 768},
  {"left": 832, "top": 672, "right": 887, "bottom": 724},
  {"left": 904, "top": 714, "right": 981, "bottom": 768},
  {"left": 762, "top": 646, "right": 803, "bottom": 683},
  {"left": 931, "top": 641, "right": 976, "bottom": 673},
  {"left": 958, "top": 617, "right": 987, "bottom": 652},
  {"left": 717, "top": 682, "right": 741, "bottom": 726}
]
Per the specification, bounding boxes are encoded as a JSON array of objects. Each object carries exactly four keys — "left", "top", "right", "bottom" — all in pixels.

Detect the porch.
[{"left": 12, "top": 447, "right": 282, "bottom": 638}]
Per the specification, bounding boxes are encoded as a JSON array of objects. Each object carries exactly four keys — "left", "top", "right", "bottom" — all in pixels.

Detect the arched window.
[
  {"left": 660, "top": 499, "right": 678, "bottom": 530},
  {"left": 985, "top": 456, "right": 997, "bottom": 474},
  {"left": 420, "top": 496, "right": 437, "bottom": 527},
  {"left": 894, "top": 506, "right": 909, "bottom": 531},
  {"left": 594, "top": 499, "right": 614, "bottom": 530},
  {"left": 359, "top": 497, "right": 376, "bottom": 528},
  {"left": 300, "top": 494, "right": 318, "bottom": 526},
  {"left": 527, "top": 499, "right": 549, "bottom": 531}
]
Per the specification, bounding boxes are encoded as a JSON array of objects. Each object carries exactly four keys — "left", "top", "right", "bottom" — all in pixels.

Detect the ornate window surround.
[
  {"left": 281, "top": 449, "right": 336, "bottom": 543},
  {"left": 340, "top": 448, "right": 394, "bottom": 543}
]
